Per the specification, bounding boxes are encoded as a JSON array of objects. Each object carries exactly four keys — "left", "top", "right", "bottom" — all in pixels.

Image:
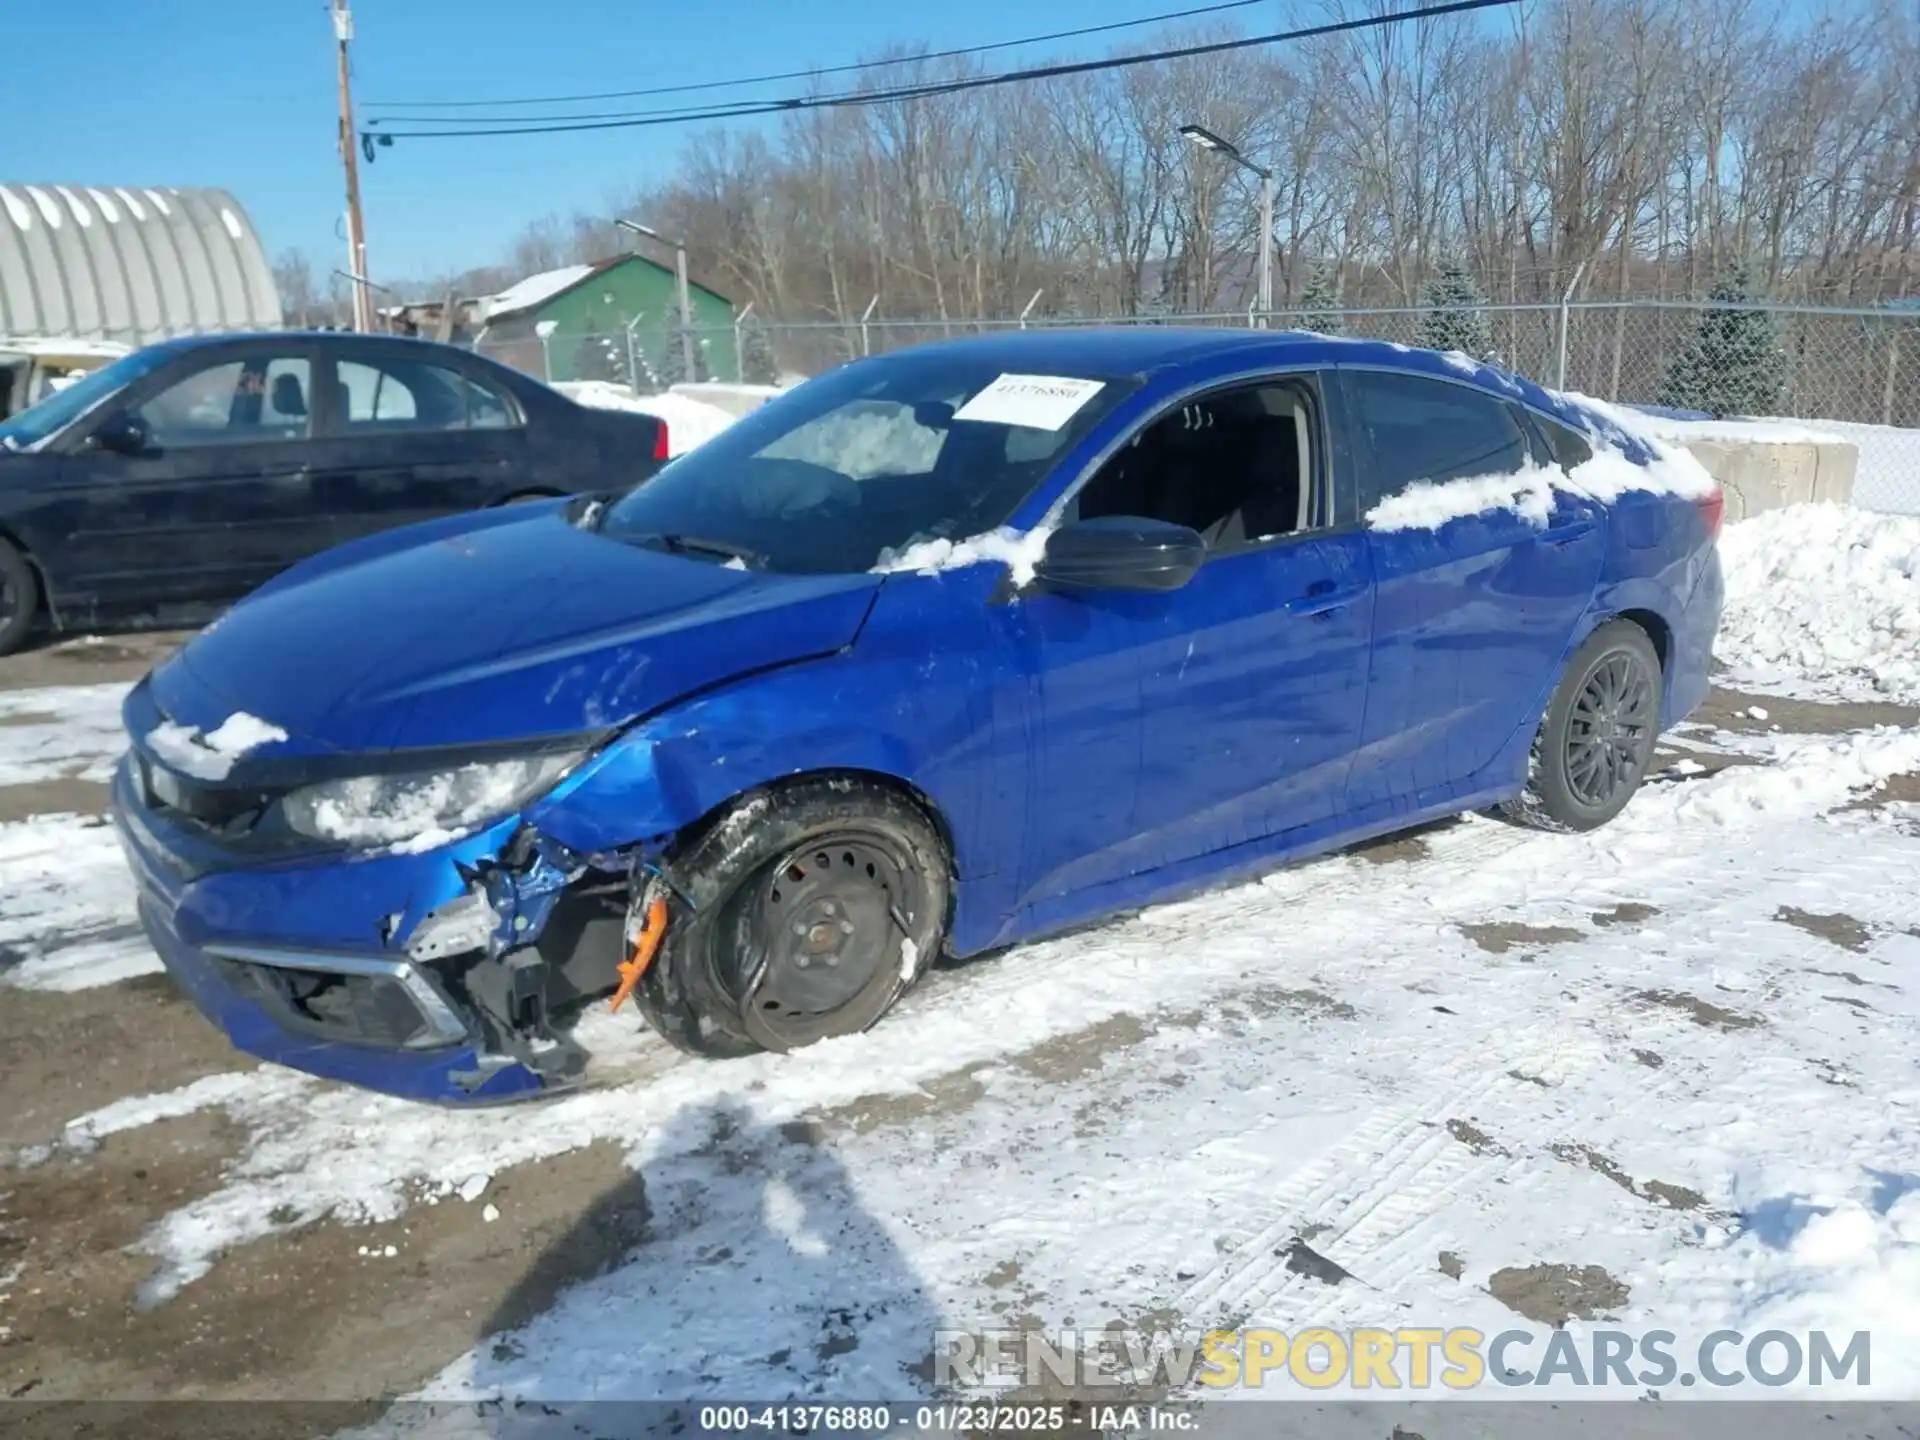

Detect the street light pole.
[
  {"left": 1179, "top": 123, "right": 1275, "bottom": 328},
  {"left": 1257, "top": 168, "right": 1274, "bottom": 322},
  {"left": 617, "top": 218, "right": 697, "bottom": 380}
]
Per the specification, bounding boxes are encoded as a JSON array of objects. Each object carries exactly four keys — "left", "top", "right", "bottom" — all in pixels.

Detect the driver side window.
[
  {"left": 1068, "top": 376, "right": 1324, "bottom": 552},
  {"left": 133, "top": 355, "right": 311, "bottom": 447}
]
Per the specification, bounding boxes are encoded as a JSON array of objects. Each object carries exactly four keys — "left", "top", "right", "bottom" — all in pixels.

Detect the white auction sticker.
[{"left": 953, "top": 373, "right": 1107, "bottom": 431}]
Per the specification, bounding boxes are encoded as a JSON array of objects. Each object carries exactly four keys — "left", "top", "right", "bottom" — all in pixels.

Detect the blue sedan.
[{"left": 109, "top": 330, "right": 1724, "bottom": 1103}]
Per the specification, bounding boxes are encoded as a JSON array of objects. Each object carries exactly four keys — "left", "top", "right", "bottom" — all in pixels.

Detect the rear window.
[
  {"left": 1533, "top": 414, "right": 1594, "bottom": 469},
  {"left": 1347, "top": 370, "right": 1529, "bottom": 512}
]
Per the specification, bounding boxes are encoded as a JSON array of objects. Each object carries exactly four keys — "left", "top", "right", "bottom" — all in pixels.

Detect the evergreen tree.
[
  {"left": 740, "top": 318, "right": 780, "bottom": 385},
  {"left": 653, "top": 329, "right": 715, "bottom": 387},
  {"left": 656, "top": 328, "right": 695, "bottom": 388},
  {"left": 1658, "top": 263, "right": 1786, "bottom": 417},
  {"left": 1420, "top": 261, "right": 1495, "bottom": 359},
  {"left": 569, "top": 325, "right": 619, "bottom": 384},
  {"left": 1297, "top": 264, "right": 1343, "bottom": 335}
]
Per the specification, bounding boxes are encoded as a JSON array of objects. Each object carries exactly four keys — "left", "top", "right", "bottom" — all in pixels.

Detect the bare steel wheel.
[
  {"left": 632, "top": 777, "right": 950, "bottom": 1058},
  {"left": 727, "top": 830, "right": 924, "bottom": 1051},
  {"left": 1501, "top": 619, "right": 1662, "bottom": 833}
]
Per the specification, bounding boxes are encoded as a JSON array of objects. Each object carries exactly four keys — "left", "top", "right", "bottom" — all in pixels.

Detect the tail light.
[
  {"left": 1696, "top": 486, "right": 1724, "bottom": 541},
  {"left": 652, "top": 421, "right": 671, "bottom": 462}
]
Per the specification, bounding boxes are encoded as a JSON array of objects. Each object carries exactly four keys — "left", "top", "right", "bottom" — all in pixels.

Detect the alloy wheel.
[{"left": 1564, "top": 649, "right": 1656, "bottom": 807}]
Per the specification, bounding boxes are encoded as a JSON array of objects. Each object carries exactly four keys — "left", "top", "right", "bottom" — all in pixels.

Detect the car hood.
[{"left": 149, "top": 510, "right": 882, "bottom": 756}]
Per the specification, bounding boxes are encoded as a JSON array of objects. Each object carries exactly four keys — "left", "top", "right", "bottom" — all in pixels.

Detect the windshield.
[
  {"left": 0, "top": 348, "right": 168, "bottom": 452},
  {"left": 597, "top": 353, "right": 1136, "bottom": 573}
]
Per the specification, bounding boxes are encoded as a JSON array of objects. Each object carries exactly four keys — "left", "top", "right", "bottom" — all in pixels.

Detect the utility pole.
[{"left": 333, "top": 0, "right": 373, "bottom": 333}]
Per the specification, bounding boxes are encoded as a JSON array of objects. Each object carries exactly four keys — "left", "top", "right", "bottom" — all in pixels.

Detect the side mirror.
[
  {"left": 91, "top": 411, "right": 152, "bottom": 455},
  {"left": 1033, "top": 516, "right": 1206, "bottom": 593}
]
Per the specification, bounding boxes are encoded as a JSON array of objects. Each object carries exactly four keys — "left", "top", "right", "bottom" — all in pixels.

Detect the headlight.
[{"left": 281, "top": 749, "right": 585, "bottom": 848}]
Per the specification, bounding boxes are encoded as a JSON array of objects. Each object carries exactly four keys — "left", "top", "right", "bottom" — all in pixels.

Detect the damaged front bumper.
[{"left": 109, "top": 755, "right": 636, "bottom": 1105}]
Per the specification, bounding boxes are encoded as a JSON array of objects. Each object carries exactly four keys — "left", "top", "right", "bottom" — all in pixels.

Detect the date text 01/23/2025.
[{"left": 696, "top": 1403, "right": 1199, "bottom": 1432}]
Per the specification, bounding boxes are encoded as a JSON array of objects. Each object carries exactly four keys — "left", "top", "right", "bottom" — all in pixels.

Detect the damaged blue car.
[{"left": 111, "top": 330, "right": 1724, "bottom": 1103}]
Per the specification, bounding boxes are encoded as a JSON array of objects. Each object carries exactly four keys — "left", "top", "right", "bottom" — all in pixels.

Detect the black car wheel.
[
  {"left": 633, "top": 776, "right": 951, "bottom": 1058},
  {"left": 0, "top": 540, "right": 41, "bottom": 657},
  {"left": 1501, "top": 619, "right": 1662, "bottom": 833}
]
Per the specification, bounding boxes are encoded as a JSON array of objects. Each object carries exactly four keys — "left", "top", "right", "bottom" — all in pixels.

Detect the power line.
[
  {"left": 365, "top": 0, "right": 1275, "bottom": 111},
  {"left": 367, "top": 0, "right": 1520, "bottom": 141}
]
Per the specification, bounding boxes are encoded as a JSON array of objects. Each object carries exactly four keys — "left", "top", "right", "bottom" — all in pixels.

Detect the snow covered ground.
[
  {"left": 1, "top": 505, "right": 1917, "bottom": 1417},
  {"left": 554, "top": 381, "right": 739, "bottom": 455}
]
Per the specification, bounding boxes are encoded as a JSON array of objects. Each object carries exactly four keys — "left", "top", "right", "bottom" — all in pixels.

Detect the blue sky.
[{"left": 14, "top": 0, "right": 1239, "bottom": 282}]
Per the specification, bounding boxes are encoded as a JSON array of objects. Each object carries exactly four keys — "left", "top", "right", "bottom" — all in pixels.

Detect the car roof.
[
  {"left": 138, "top": 330, "right": 476, "bottom": 355},
  {"left": 887, "top": 325, "right": 1585, "bottom": 425}
]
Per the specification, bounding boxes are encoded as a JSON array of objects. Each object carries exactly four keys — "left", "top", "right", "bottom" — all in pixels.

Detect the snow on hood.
[
  {"left": 144, "top": 712, "right": 288, "bottom": 780},
  {"left": 1368, "top": 395, "right": 1718, "bottom": 533}
]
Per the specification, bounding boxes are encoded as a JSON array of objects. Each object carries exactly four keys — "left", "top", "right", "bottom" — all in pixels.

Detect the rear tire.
[
  {"left": 633, "top": 777, "right": 951, "bottom": 1058},
  {"left": 1500, "top": 619, "right": 1661, "bottom": 833},
  {"left": 0, "top": 541, "right": 41, "bottom": 657}
]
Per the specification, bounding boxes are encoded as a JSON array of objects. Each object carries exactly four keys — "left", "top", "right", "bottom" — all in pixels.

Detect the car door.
[
  {"left": 51, "top": 343, "right": 321, "bottom": 604},
  {"left": 309, "top": 349, "right": 528, "bottom": 546},
  {"left": 1338, "top": 366, "right": 1606, "bottom": 813},
  {"left": 1010, "top": 372, "right": 1376, "bottom": 910}
]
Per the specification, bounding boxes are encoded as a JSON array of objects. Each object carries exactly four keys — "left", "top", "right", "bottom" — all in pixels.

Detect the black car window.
[
  {"left": 1347, "top": 369, "right": 1528, "bottom": 513},
  {"left": 1533, "top": 412, "right": 1594, "bottom": 470},
  {"left": 134, "top": 355, "right": 312, "bottom": 447},
  {"left": 337, "top": 358, "right": 518, "bottom": 433},
  {"left": 1069, "top": 378, "right": 1323, "bottom": 553}
]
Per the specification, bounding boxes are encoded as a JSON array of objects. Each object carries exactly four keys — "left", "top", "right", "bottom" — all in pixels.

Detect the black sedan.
[{"left": 0, "top": 332, "right": 669, "bottom": 654}]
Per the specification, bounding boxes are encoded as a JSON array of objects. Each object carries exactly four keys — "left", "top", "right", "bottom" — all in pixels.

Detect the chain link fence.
[{"left": 473, "top": 301, "right": 1920, "bottom": 513}]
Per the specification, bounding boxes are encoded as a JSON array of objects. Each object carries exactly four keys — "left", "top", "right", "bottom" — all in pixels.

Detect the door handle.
[{"left": 1285, "top": 583, "right": 1364, "bottom": 617}]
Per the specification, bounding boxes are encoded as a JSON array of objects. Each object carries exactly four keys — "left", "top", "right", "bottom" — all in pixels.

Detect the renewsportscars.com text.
[{"left": 934, "top": 1326, "right": 1873, "bottom": 1392}]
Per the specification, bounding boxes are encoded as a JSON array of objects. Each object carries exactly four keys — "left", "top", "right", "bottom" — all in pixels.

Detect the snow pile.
[
  {"left": 144, "top": 712, "right": 286, "bottom": 781},
  {"left": 555, "top": 382, "right": 736, "bottom": 455},
  {"left": 1716, "top": 504, "right": 1920, "bottom": 703},
  {"left": 872, "top": 524, "right": 1054, "bottom": 586},
  {"left": 1644, "top": 724, "right": 1920, "bottom": 826},
  {"left": 1659, "top": 1160, "right": 1920, "bottom": 1387}
]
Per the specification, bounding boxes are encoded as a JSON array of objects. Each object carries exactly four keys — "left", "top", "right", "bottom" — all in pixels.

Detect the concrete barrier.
[{"left": 1661, "top": 436, "right": 1859, "bottom": 522}]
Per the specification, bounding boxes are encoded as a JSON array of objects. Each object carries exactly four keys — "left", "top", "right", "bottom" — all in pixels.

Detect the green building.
[{"left": 473, "top": 251, "right": 736, "bottom": 387}]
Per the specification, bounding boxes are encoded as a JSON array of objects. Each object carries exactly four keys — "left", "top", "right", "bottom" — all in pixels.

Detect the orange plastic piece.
[{"left": 608, "top": 895, "right": 669, "bottom": 1013}]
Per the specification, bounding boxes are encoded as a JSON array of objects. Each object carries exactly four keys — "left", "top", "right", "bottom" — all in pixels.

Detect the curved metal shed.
[{"left": 0, "top": 183, "right": 281, "bottom": 344}]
